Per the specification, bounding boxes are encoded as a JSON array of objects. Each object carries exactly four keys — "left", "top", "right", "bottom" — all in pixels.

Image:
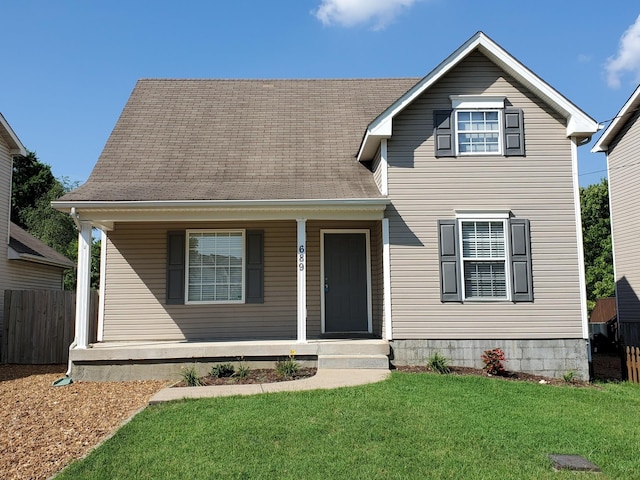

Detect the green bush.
[
  {"left": 235, "top": 358, "right": 251, "bottom": 379},
  {"left": 180, "top": 365, "right": 203, "bottom": 387},
  {"left": 276, "top": 350, "right": 299, "bottom": 378},
  {"left": 210, "top": 363, "right": 235, "bottom": 378},
  {"left": 427, "top": 352, "right": 451, "bottom": 374}
]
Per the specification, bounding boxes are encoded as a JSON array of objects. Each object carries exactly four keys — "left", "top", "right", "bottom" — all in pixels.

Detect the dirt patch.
[
  {"left": 0, "top": 364, "right": 165, "bottom": 480},
  {"left": 173, "top": 368, "right": 317, "bottom": 387}
]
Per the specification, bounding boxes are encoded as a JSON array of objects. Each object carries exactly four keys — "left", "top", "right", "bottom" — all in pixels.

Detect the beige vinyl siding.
[
  {"left": 608, "top": 108, "right": 640, "bottom": 325},
  {"left": 4, "top": 260, "right": 64, "bottom": 289},
  {"left": 102, "top": 220, "right": 382, "bottom": 341},
  {"left": 387, "top": 50, "right": 583, "bottom": 339}
]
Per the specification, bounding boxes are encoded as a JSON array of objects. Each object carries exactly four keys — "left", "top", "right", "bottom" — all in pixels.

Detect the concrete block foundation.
[{"left": 389, "top": 338, "right": 590, "bottom": 380}]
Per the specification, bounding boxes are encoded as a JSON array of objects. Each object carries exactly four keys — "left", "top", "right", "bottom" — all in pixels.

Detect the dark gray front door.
[{"left": 324, "top": 233, "right": 369, "bottom": 333}]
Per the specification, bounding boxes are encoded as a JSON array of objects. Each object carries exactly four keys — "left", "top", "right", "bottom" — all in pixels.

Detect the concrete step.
[
  {"left": 315, "top": 340, "right": 390, "bottom": 356},
  {"left": 317, "top": 354, "right": 389, "bottom": 370}
]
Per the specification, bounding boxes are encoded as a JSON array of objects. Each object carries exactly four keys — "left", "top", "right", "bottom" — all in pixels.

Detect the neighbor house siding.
[
  {"left": 102, "top": 220, "right": 382, "bottom": 341},
  {"left": 386, "top": 51, "right": 583, "bottom": 339},
  {"left": 608, "top": 107, "right": 640, "bottom": 331},
  {"left": 0, "top": 137, "right": 12, "bottom": 331}
]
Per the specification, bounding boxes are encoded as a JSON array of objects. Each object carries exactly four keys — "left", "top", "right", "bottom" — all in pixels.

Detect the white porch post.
[
  {"left": 296, "top": 218, "right": 307, "bottom": 343},
  {"left": 382, "top": 218, "right": 392, "bottom": 340},
  {"left": 96, "top": 229, "right": 107, "bottom": 342},
  {"left": 74, "top": 221, "right": 92, "bottom": 349}
]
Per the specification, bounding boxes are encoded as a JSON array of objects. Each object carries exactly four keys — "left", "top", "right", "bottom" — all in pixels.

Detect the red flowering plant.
[{"left": 481, "top": 348, "right": 506, "bottom": 376}]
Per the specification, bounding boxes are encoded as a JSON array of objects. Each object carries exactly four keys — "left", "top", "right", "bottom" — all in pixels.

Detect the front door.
[{"left": 323, "top": 232, "right": 370, "bottom": 333}]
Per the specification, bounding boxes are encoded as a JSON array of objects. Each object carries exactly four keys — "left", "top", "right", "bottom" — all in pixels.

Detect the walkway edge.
[{"left": 149, "top": 369, "right": 390, "bottom": 404}]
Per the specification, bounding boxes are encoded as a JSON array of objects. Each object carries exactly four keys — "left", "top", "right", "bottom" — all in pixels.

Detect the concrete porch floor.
[{"left": 69, "top": 339, "right": 390, "bottom": 381}]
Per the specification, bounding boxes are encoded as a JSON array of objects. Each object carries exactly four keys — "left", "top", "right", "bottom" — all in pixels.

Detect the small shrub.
[
  {"left": 427, "top": 352, "right": 451, "bottom": 374},
  {"left": 563, "top": 370, "right": 576, "bottom": 383},
  {"left": 181, "top": 365, "right": 203, "bottom": 387},
  {"left": 276, "top": 349, "right": 299, "bottom": 378},
  {"left": 481, "top": 348, "right": 506, "bottom": 376},
  {"left": 211, "top": 363, "right": 235, "bottom": 378},
  {"left": 235, "top": 358, "right": 250, "bottom": 379}
]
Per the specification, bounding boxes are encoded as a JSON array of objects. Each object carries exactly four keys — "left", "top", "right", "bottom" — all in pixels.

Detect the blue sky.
[{"left": 2, "top": 1, "right": 640, "bottom": 187}]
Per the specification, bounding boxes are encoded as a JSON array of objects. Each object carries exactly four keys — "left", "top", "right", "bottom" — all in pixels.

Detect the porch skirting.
[{"left": 389, "top": 338, "right": 590, "bottom": 380}]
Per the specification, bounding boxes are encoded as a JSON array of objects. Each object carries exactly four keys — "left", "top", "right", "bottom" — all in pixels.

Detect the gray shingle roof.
[
  {"left": 9, "top": 222, "right": 75, "bottom": 268},
  {"left": 61, "top": 78, "right": 418, "bottom": 202}
]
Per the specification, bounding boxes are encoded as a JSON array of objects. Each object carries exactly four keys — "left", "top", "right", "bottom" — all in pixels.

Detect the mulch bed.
[
  {"left": 0, "top": 365, "right": 166, "bottom": 480},
  {"left": 173, "top": 367, "right": 317, "bottom": 387}
]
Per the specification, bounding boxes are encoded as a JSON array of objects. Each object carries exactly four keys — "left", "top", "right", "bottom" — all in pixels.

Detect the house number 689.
[{"left": 298, "top": 245, "right": 305, "bottom": 271}]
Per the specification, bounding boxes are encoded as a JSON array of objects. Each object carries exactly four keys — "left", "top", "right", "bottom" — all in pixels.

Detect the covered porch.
[{"left": 56, "top": 200, "right": 395, "bottom": 380}]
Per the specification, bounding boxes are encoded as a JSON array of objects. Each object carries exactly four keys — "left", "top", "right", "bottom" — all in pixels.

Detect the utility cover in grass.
[{"left": 549, "top": 454, "right": 601, "bottom": 472}]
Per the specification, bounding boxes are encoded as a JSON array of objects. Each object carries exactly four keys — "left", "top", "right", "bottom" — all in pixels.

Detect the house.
[
  {"left": 592, "top": 84, "right": 640, "bottom": 347},
  {"left": 0, "top": 113, "right": 75, "bottom": 341},
  {"left": 589, "top": 297, "right": 617, "bottom": 352},
  {"left": 54, "top": 32, "right": 599, "bottom": 381}
]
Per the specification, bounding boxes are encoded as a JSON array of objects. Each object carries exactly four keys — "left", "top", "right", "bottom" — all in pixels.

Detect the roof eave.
[
  {"left": 592, "top": 84, "right": 640, "bottom": 153},
  {"left": 0, "top": 113, "right": 27, "bottom": 156},
  {"left": 8, "top": 246, "right": 75, "bottom": 269}
]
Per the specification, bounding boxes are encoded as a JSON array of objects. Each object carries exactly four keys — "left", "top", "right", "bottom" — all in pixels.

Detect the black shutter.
[
  {"left": 245, "top": 230, "right": 264, "bottom": 303},
  {"left": 438, "top": 220, "right": 462, "bottom": 302},
  {"left": 504, "top": 108, "right": 525, "bottom": 156},
  {"left": 434, "top": 110, "right": 455, "bottom": 157},
  {"left": 166, "top": 231, "right": 185, "bottom": 305},
  {"left": 509, "top": 219, "right": 533, "bottom": 302}
]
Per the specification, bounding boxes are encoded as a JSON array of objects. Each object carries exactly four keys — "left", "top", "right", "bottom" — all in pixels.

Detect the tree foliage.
[
  {"left": 11, "top": 150, "right": 99, "bottom": 290},
  {"left": 580, "top": 178, "right": 615, "bottom": 313}
]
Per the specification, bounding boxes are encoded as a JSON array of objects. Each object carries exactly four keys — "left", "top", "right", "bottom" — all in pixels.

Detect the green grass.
[{"left": 57, "top": 373, "right": 640, "bottom": 479}]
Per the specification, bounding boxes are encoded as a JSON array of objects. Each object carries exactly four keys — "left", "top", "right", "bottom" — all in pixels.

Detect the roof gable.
[
  {"left": 592, "top": 84, "right": 640, "bottom": 152},
  {"left": 0, "top": 113, "right": 27, "bottom": 156},
  {"left": 357, "top": 31, "right": 599, "bottom": 161}
]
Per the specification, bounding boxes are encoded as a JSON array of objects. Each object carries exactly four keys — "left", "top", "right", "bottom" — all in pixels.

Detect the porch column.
[
  {"left": 382, "top": 218, "right": 392, "bottom": 340},
  {"left": 296, "top": 218, "right": 307, "bottom": 343},
  {"left": 74, "top": 221, "right": 92, "bottom": 349},
  {"left": 96, "top": 229, "right": 107, "bottom": 342}
]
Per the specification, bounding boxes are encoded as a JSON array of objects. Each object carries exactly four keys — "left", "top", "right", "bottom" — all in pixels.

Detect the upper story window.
[
  {"left": 456, "top": 110, "right": 501, "bottom": 154},
  {"left": 434, "top": 96, "right": 524, "bottom": 157}
]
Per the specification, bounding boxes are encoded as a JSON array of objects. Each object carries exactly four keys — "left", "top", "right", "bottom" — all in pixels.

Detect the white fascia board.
[
  {"left": 592, "top": 84, "right": 640, "bottom": 152},
  {"left": 51, "top": 198, "right": 390, "bottom": 223},
  {"left": 0, "top": 112, "right": 27, "bottom": 156},
  {"left": 357, "top": 32, "right": 599, "bottom": 162}
]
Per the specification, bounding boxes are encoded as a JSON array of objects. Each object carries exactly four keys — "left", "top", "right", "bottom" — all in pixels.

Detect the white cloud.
[
  {"left": 314, "top": 0, "right": 420, "bottom": 30},
  {"left": 605, "top": 14, "right": 640, "bottom": 88}
]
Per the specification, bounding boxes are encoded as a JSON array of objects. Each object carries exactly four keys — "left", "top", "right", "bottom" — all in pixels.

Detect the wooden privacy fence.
[
  {"left": 626, "top": 346, "right": 640, "bottom": 384},
  {"left": 1, "top": 290, "right": 98, "bottom": 364}
]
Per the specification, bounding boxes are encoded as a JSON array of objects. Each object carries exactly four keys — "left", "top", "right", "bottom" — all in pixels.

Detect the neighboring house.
[
  {"left": 592, "top": 84, "right": 640, "bottom": 347},
  {"left": 0, "top": 113, "right": 75, "bottom": 339},
  {"left": 589, "top": 297, "right": 617, "bottom": 352},
  {"left": 54, "top": 32, "right": 599, "bottom": 381}
]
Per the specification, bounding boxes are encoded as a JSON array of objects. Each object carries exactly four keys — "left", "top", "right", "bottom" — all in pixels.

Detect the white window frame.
[
  {"left": 450, "top": 95, "right": 505, "bottom": 156},
  {"left": 185, "top": 229, "right": 246, "bottom": 304},
  {"left": 456, "top": 212, "right": 511, "bottom": 301}
]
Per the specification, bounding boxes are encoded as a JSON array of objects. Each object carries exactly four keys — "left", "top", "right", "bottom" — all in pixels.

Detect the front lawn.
[{"left": 57, "top": 373, "right": 640, "bottom": 479}]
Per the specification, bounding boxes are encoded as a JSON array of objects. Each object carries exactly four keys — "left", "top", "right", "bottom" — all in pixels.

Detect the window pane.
[
  {"left": 187, "top": 231, "right": 243, "bottom": 302},
  {"left": 462, "top": 221, "right": 505, "bottom": 258},
  {"left": 464, "top": 261, "right": 506, "bottom": 298}
]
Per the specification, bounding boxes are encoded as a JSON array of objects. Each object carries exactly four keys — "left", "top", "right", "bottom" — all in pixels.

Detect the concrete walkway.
[{"left": 149, "top": 369, "right": 390, "bottom": 404}]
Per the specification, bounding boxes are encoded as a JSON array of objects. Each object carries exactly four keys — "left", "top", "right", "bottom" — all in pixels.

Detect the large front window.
[
  {"left": 461, "top": 220, "right": 508, "bottom": 299},
  {"left": 456, "top": 110, "right": 501, "bottom": 154},
  {"left": 186, "top": 230, "right": 244, "bottom": 303}
]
